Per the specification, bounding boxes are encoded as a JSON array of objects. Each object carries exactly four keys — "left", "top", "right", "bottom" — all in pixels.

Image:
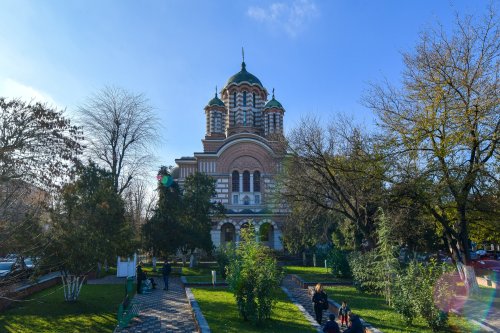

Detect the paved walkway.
[
  {"left": 114, "top": 277, "right": 198, "bottom": 333},
  {"left": 281, "top": 275, "right": 332, "bottom": 327}
]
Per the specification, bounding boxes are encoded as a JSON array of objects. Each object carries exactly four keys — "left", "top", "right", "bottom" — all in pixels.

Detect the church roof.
[
  {"left": 225, "top": 62, "right": 263, "bottom": 88},
  {"left": 207, "top": 93, "right": 225, "bottom": 107},
  {"left": 264, "top": 91, "right": 284, "bottom": 110}
]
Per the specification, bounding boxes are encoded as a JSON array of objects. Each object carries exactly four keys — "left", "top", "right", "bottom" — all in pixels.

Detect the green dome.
[
  {"left": 225, "top": 62, "right": 263, "bottom": 88},
  {"left": 264, "top": 96, "right": 284, "bottom": 110},
  {"left": 207, "top": 93, "right": 225, "bottom": 107}
]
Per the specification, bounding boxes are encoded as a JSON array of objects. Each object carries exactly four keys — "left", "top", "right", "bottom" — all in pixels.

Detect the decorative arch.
[{"left": 220, "top": 222, "right": 236, "bottom": 243}]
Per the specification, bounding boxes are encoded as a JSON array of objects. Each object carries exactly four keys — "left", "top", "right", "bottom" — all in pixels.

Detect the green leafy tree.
[
  {"left": 226, "top": 226, "right": 283, "bottom": 324},
  {"left": 0, "top": 97, "right": 82, "bottom": 188},
  {"left": 142, "top": 166, "right": 183, "bottom": 258},
  {"left": 326, "top": 247, "right": 351, "bottom": 278},
  {"left": 0, "top": 97, "right": 82, "bottom": 281},
  {"left": 45, "top": 162, "right": 132, "bottom": 301},
  {"left": 393, "top": 260, "right": 452, "bottom": 331},
  {"left": 365, "top": 8, "right": 499, "bottom": 292},
  {"left": 180, "top": 172, "right": 223, "bottom": 264},
  {"left": 214, "top": 242, "right": 235, "bottom": 279}
]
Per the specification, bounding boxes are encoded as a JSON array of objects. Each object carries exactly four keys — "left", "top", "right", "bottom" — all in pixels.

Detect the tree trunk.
[
  {"left": 302, "top": 251, "right": 307, "bottom": 266},
  {"left": 312, "top": 253, "right": 317, "bottom": 267},
  {"left": 456, "top": 262, "right": 479, "bottom": 295},
  {"left": 189, "top": 254, "right": 196, "bottom": 268},
  {"left": 61, "top": 273, "right": 85, "bottom": 301}
]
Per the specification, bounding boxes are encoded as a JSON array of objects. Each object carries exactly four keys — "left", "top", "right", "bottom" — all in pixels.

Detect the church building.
[{"left": 174, "top": 58, "right": 288, "bottom": 250}]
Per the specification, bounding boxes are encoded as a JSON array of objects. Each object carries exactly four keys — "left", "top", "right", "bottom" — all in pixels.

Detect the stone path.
[
  {"left": 114, "top": 277, "right": 198, "bottom": 333},
  {"left": 281, "top": 275, "right": 332, "bottom": 327}
]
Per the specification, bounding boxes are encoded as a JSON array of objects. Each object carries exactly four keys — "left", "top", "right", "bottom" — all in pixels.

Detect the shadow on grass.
[{"left": 0, "top": 284, "right": 124, "bottom": 333}]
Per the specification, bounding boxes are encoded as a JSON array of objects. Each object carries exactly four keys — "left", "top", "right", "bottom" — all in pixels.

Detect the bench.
[{"left": 117, "top": 296, "right": 139, "bottom": 329}]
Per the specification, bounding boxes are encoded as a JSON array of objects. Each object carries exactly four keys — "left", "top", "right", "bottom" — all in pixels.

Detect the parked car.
[
  {"left": 471, "top": 260, "right": 500, "bottom": 273},
  {"left": 0, "top": 258, "right": 31, "bottom": 285},
  {"left": 24, "top": 257, "right": 36, "bottom": 270},
  {"left": 0, "top": 261, "right": 15, "bottom": 278}
]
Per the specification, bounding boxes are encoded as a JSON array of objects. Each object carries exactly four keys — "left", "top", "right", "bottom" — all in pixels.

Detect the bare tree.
[
  {"left": 78, "top": 86, "right": 159, "bottom": 195},
  {"left": 279, "top": 116, "right": 386, "bottom": 250},
  {"left": 364, "top": 9, "right": 499, "bottom": 292}
]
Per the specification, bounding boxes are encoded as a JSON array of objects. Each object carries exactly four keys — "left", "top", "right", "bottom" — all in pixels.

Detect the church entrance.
[
  {"left": 221, "top": 223, "right": 235, "bottom": 243},
  {"left": 259, "top": 222, "right": 274, "bottom": 249}
]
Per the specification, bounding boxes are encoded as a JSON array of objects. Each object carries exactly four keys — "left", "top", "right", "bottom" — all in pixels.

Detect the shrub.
[
  {"left": 392, "top": 260, "right": 452, "bottom": 331},
  {"left": 326, "top": 247, "right": 351, "bottom": 278},
  {"left": 348, "top": 251, "right": 379, "bottom": 293},
  {"left": 214, "top": 242, "right": 235, "bottom": 279},
  {"left": 226, "top": 226, "right": 283, "bottom": 324}
]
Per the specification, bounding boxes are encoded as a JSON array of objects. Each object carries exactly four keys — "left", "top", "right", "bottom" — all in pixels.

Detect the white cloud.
[
  {"left": 247, "top": 0, "right": 318, "bottom": 37},
  {"left": 0, "top": 78, "right": 59, "bottom": 108}
]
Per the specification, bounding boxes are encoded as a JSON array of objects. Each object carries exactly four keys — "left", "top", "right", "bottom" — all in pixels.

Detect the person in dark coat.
[
  {"left": 162, "top": 260, "right": 172, "bottom": 291},
  {"left": 344, "top": 313, "right": 363, "bottom": 333},
  {"left": 323, "top": 313, "right": 340, "bottom": 333},
  {"left": 136, "top": 262, "right": 144, "bottom": 294},
  {"left": 312, "top": 283, "right": 328, "bottom": 324}
]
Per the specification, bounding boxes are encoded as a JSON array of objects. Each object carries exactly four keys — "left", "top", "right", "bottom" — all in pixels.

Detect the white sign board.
[{"left": 117, "top": 253, "right": 137, "bottom": 277}]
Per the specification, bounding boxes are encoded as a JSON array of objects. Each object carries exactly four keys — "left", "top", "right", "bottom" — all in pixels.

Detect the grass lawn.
[
  {"left": 191, "top": 287, "right": 316, "bottom": 333},
  {"left": 324, "top": 285, "right": 483, "bottom": 333},
  {"left": 284, "top": 266, "right": 351, "bottom": 283},
  {"left": 0, "top": 284, "right": 127, "bottom": 333}
]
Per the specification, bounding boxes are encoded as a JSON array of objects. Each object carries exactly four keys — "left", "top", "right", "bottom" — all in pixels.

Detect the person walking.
[
  {"left": 323, "top": 313, "right": 340, "bottom": 333},
  {"left": 136, "top": 262, "right": 144, "bottom": 294},
  {"left": 162, "top": 260, "right": 172, "bottom": 291},
  {"left": 312, "top": 283, "right": 328, "bottom": 324},
  {"left": 339, "top": 300, "right": 351, "bottom": 327}
]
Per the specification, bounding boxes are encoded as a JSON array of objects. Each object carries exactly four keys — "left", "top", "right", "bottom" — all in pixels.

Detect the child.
[{"left": 338, "top": 300, "right": 350, "bottom": 327}]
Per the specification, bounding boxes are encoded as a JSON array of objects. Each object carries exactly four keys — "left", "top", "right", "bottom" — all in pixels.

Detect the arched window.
[
  {"left": 243, "top": 171, "right": 250, "bottom": 192},
  {"left": 233, "top": 92, "right": 237, "bottom": 107},
  {"left": 273, "top": 113, "right": 277, "bottom": 129},
  {"left": 233, "top": 111, "right": 236, "bottom": 126},
  {"left": 232, "top": 171, "right": 239, "bottom": 192},
  {"left": 243, "top": 110, "right": 247, "bottom": 126},
  {"left": 253, "top": 171, "right": 260, "bottom": 192},
  {"left": 243, "top": 91, "right": 247, "bottom": 106},
  {"left": 253, "top": 93, "right": 256, "bottom": 107}
]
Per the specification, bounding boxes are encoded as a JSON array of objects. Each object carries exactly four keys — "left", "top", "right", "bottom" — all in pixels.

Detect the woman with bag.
[{"left": 312, "top": 283, "right": 328, "bottom": 324}]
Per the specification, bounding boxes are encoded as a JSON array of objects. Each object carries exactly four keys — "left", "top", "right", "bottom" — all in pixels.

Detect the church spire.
[{"left": 241, "top": 47, "right": 246, "bottom": 71}]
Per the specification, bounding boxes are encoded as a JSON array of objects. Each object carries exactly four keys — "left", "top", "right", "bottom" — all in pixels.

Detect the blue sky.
[{"left": 0, "top": 0, "right": 491, "bottom": 171}]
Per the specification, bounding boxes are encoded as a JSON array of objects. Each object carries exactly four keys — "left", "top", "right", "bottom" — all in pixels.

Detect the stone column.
[
  {"left": 239, "top": 173, "right": 243, "bottom": 193},
  {"left": 250, "top": 173, "right": 254, "bottom": 193},
  {"left": 274, "top": 228, "right": 283, "bottom": 251}
]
